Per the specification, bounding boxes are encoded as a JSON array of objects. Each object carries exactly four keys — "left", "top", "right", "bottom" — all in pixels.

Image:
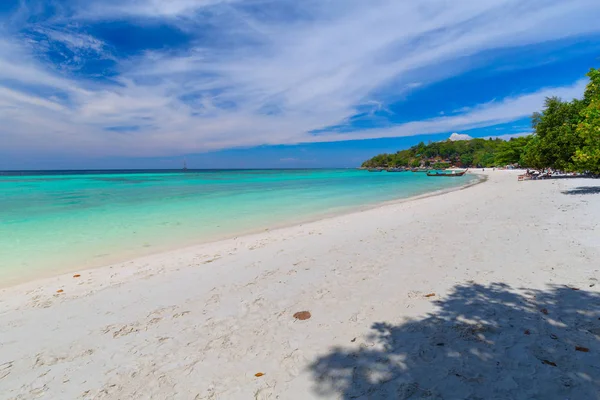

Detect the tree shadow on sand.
[
  {"left": 310, "top": 282, "right": 600, "bottom": 399},
  {"left": 562, "top": 186, "right": 600, "bottom": 195}
]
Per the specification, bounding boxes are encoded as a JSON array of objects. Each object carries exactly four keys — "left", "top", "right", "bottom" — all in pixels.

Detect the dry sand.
[{"left": 1, "top": 170, "right": 599, "bottom": 399}]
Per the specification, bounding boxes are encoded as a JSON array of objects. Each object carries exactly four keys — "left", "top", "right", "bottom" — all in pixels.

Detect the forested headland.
[{"left": 362, "top": 68, "right": 600, "bottom": 174}]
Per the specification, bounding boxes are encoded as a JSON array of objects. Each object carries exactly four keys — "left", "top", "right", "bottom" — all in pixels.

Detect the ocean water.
[{"left": 0, "top": 169, "right": 476, "bottom": 284}]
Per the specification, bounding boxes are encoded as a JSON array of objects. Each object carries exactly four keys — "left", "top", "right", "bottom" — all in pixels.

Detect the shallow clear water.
[{"left": 0, "top": 169, "right": 475, "bottom": 284}]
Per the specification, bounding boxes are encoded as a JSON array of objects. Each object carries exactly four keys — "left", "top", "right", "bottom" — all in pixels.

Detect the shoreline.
[
  {"left": 0, "top": 173, "right": 484, "bottom": 290},
  {"left": 3, "top": 170, "right": 597, "bottom": 399}
]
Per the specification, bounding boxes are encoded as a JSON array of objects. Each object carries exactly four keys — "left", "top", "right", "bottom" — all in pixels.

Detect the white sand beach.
[{"left": 1, "top": 171, "right": 599, "bottom": 399}]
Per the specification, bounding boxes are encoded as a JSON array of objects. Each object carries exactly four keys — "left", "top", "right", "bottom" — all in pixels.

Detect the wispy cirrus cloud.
[
  {"left": 32, "top": 28, "right": 106, "bottom": 54},
  {"left": 0, "top": 0, "right": 599, "bottom": 160},
  {"left": 75, "top": 0, "right": 241, "bottom": 19}
]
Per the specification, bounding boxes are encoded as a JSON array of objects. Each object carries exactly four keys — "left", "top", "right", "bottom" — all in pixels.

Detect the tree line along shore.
[{"left": 362, "top": 68, "right": 600, "bottom": 174}]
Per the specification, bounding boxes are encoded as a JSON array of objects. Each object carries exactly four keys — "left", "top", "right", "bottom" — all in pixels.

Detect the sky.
[{"left": 1, "top": 0, "right": 599, "bottom": 169}]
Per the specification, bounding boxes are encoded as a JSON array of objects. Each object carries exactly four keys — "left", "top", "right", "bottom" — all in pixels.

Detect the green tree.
[
  {"left": 495, "top": 136, "right": 532, "bottom": 166},
  {"left": 432, "top": 162, "right": 450, "bottom": 170},
  {"left": 574, "top": 68, "right": 600, "bottom": 174},
  {"left": 415, "top": 142, "right": 427, "bottom": 156},
  {"left": 460, "top": 153, "right": 474, "bottom": 167},
  {"left": 473, "top": 150, "right": 496, "bottom": 167},
  {"left": 523, "top": 97, "right": 586, "bottom": 171},
  {"left": 410, "top": 159, "right": 421, "bottom": 168},
  {"left": 362, "top": 137, "right": 508, "bottom": 168}
]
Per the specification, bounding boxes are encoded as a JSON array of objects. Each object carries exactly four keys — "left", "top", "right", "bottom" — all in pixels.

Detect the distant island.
[{"left": 362, "top": 67, "right": 600, "bottom": 173}]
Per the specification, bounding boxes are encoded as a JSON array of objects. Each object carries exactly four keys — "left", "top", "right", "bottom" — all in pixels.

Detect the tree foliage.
[
  {"left": 494, "top": 136, "right": 532, "bottom": 166},
  {"left": 521, "top": 97, "right": 585, "bottom": 171},
  {"left": 361, "top": 138, "right": 528, "bottom": 169},
  {"left": 574, "top": 68, "right": 600, "bottom": 174}
]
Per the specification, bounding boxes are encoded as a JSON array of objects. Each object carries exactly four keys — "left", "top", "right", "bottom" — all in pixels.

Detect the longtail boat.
[{"left": 426, "top": 169, "right": 468, "bottom": 177}]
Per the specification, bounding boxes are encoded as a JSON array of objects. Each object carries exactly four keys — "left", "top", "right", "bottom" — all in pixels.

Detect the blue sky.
[{"left": 1, "top": 0, "right": 599, "bottom": 169}]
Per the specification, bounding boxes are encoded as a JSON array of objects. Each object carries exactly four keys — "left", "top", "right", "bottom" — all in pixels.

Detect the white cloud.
[
  {"left": 0, "top": 87, "right": 66, "bottom": 112},
  {"left": 0, "top": 39, "right": 76, "bottom": 91},
  {"left": 77, "top": 0, "right": 240, "bottom": 19},
  {"left": 449, "top": 133, "right": 473, "bottom": 141},
  {"left": 36, "top": 28, "right": 106, "bottom": 53},
  {"left": 0, "top": 0, "right": 598, "bottom": 158}
]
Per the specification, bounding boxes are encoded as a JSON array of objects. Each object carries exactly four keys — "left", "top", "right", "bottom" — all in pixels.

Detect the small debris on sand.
[
  {"left": 73, "top": 274, "right": 81, "bottom": 278},
  {"left": 575, "top": 346, "right": 589, "bottom": 353},
  {"left": 56, "top": 289, "right": 64, "bottom": 293},
  {"left": 524, "top": 330, "right": 531, "bottom": 335},
  {"left": 542, "top": 360, "right": 557, "bottom": 367},
  {"left": 254, "top": 372, "right": 265, "bottom": 377},
  {"left": 424, "top": 293, "right": 436, "bottom": 298},
  {"left": 540, "top": 308, "right": 548, "bottom": 315},
  {"left": 293, "top": 311, "right": 311, "bottom": 320}
]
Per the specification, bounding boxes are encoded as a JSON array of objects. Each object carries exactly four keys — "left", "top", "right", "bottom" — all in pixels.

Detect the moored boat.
[{"left": 426, "top": 169, "right": 468, "bottom": 177}]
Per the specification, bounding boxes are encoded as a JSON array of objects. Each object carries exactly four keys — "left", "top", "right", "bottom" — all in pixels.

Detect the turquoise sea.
[{"left": 0, "top": 169, "right": 475, "bottom": 285}]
